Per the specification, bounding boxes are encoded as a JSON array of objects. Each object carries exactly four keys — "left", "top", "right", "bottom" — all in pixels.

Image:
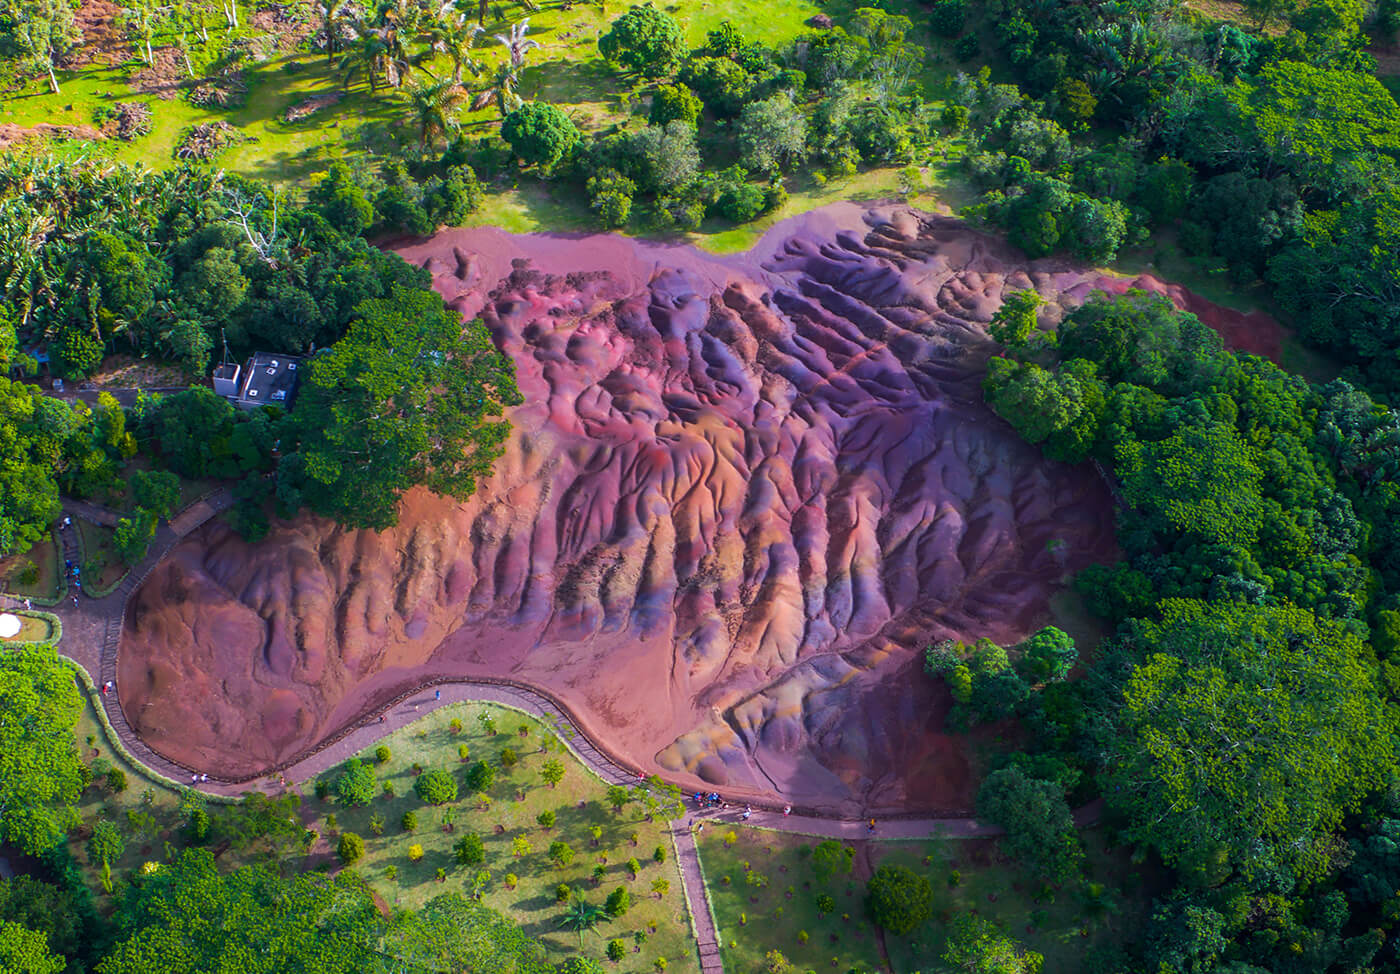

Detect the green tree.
[
  {"left": 942, "top": 914, "right": 1043, "bottom": 973},
  {"left": 0, "top": 647, "right": 85, "bottom": 856},
  {"left": 280, "top": 286, "right": 520, "bottom": 530},
  {"left": 587, "top": 170, "right": 635, "bottom": 229},
  {"left": 127, "top": 469, "right": 180, "bottom": 519},
  {"left": 629, "top": 122, "right": 700, "bottom": 194},
  {"left": 558, "top": 896, "right": 607, "bottom": 945},
  {"left": 377, "top": 893, "right": 551, "bottom": 974},
  {"left": 467, "top": 761, "right": 497, "bottom": 792},
  {"left": 113, "top": 508, "right": 158, "bottom": 565},
  {"left": 335, "top": 759, "right": 376, "bottom": 807},
  {"left": 337, "top": 831, "right": 365, "bottom": 866},
  {"left": 88, "top": 820, "right": 125, "bottom": 893},
  {"left": 502, "top": 103, "right": 581, "bottom": 174},
  {"left": 309, "top": 164, "right": 376, "bottom": 235},
  {"left": 649, "top": 83, "right": 702, "bottom": 126},
  {"left": 988, "top": 289, "right": 1041, "bottom": 347},
  {"left": 604, "top": 886, "right": 630, "bottom": 917},
  {"left": 982, "top": 357, "right": 1103, "bottom": 464},
  {"left": 1105, "top": 600, "right": 1398, "bottom": 880},
  {"left": 976, "top": 768, "right": 1081, "bottom": 882},
  {"left": 540, "top": 760, "right": 565, "bottom": 788},
  {"left": 454, "top": 832, "right": 485, "bottom": 866},
  {"left": 0, "top": 921, "right": 64, "bottom": 974},
  {"left": 865, "top": 865, "right": 933, "bottom": 935},
  {"left": 0, "top": 0, "right": 79, "bottom": 92},
  {"left": 95, "top": 849, "right": 385, "bottom": 973},
  {"left": 415, "top": 770, "right": 459, "bottom": 806},
  {"left": 737, "top": 94, "right": 808, "bottom": 174},
  {"left": 1015, "top": 627, "right": 1076, "bottom": 683},
  {"left": 810, "top": 840, "right": 854, "bottom": 882},
  {"left": 598, "top": 4, "right": 684, "bottom": 78}
]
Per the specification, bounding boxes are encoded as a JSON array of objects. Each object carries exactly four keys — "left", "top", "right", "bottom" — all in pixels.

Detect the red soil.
[{"left": 118, "top": 204, "right": 1262, "bottom": 815}]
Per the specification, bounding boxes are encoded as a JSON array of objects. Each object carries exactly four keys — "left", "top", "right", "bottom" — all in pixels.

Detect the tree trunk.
[
  {"left": 47, "top": 61, "right": 60, "bottom": 93},
  {"left": 478, "top": 0, "right": 486, "bottom": 26}
]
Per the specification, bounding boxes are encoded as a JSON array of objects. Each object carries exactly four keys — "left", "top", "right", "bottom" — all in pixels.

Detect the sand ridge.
[{"left": 119, "top": 205, "right": 1270, "bottom": 814}]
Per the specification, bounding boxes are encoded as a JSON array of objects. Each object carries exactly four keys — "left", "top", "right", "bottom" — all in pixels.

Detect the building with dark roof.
[{"left": 212, "top": 352, "right": 303, "bottom": 410}]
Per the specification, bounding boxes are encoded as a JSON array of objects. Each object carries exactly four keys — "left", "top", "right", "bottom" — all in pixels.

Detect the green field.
[
  {"left": 697, "top": 823, "right": 1160, "bottom": 973},
  {"left": 1, "top": 0, "right": 967, "bottom": 251}
]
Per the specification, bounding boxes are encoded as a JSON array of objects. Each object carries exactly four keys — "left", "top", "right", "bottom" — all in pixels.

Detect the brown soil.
[
  {"left": 131, "top": 48, "right": 191, "bottom": 99},
  {"left": 119, "top": 204, "right": 1261, "bottom": 815},
  {"left": 0, "top": 123, "right": 103, "bottom": 150},
  {"left": 68, "top": 0, "right": 130, "bottom": 68}
]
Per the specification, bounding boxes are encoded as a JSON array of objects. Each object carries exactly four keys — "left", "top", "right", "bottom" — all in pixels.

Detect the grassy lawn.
[
  {"left": 4, "top": 0, "right": 966, "bottom": 251},
  {"left": 75, "top": 518, "right": 128, "bottom": 595},
  {"left": 0, "top": 530, "right": 64, "bottom": 602},
  {"left": 4, "top": 612, "right": 58, "bottom": 642},
  {"left": 698, "top": 824, "right": 1158, "bottom": 974},
  {"left": 305, "top": 702, "right": 699, "bottom": 974}
]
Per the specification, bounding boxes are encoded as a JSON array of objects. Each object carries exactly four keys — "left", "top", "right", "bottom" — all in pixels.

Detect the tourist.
[
  {"left": 434, "top": 689, "right": 441, "bottom": 700},
  {"left": 72, "top": 595, "right": 78, "bottom": 607},
  {"left": 741, "top": 805, "right": 751, "bottom": 821},
  {"left": 191, "top": 774, "right": 198, "bottom": 784},
  {"left": 867, "top": 818, "right": 876, "bottom": 835},
  {"left": 23, "top": 598, "right": 30, "bottom": 610},
  {"left": 782, "top": 804, "right": 791, "bottom": 816}
]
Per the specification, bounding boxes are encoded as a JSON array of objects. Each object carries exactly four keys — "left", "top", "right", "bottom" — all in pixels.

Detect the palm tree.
[
  {"left": 408, "top": 78, "right": 468, "bottom": 147},
  {"left": 493, "top": 17, "right": 538, "bottom": 71},
  {"left": 557, "top": 896, "right": 607, "bottom": 946},
  {"left": 469, "top": 61, "right": 521, "bottom": 114},
  {"left": 318, "top": 0, "right": 354, "bottom": 65},
  {"left": 430, "top": 3, "right": 483, "bottom": 85},
  {"left": 340, "top": 32, "right": 388, "bottom": 92}
]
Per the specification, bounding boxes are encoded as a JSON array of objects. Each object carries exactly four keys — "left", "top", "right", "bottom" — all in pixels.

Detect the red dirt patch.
[
  {"left": 119, "top": 205, "right": 1261, "bottom": 815},
  {"left": 68, "top": 0, "right": 129, "bottom": 67},
  {"left": 0, "top": 122, "right": 103, "bottom": 150}
]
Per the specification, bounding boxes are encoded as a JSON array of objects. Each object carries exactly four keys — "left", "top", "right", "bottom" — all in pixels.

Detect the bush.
[
  {"left": 374, "top": 745, "right": 391, "bottom": 764},
  {"left": 450, "top": 718, "right": 463, "bottom": 733},
  {"left": 466, "top": 760, "right": 496, "bottom": 792},
  {"left": 556, "top": 882, "right": 572, "bottom": 902},
  {"left": 500, "top": 747, "right": 518, "bottom": 768},
  {"left": 653, "top": 845, "right": 666, "bottom": 864},
  {"left": 408, "top": 843, "right": 424, "bottom": 862},
  {"left": 866, "top": 865, "right": 934, "bottom": 935},
  {"left": 185, "top": 806, "right": 210, "bottom": 842},
  {"left": 816, "top": 893, "right": 836, "bottom": 914},
  {"left": 607, "top": 938, "right": 627, "bottom": 961},
  {"left": 599, "top": 3, "right": 686, "bottom": 78},
  {"left": 716, "top": 182, "right": 767, "bottom": 223},
  {"left": 929, "top": 0, "right": 967, "bottom": 36},
  {"left": 415, "top": 769, "right": 459, "bottom": 806},
  {"left": 106, "top": 768, "right": 128, "bottom": 793},
  {"left": 402, "top": 810, "right": 418, "bottom": 832},
  {"left": 605, "top": 886, "right": 631, "bottom": 917},
  {"left": 626, "top": 857, "right": 641, "bottom": 877},
  {"left": 385, "top": 864, "right": 398, "bottom": 880},
  {"left": 588, "top": 169, "right": 636, "bottom": 229},
  {"left": 315, "top": 778, "right": 332, "bottom": 801},
  {"left": 384, "top": 781, "right": 396, "bottom": 798},
  {"left": 954, "top": 34, "right": 980, "bottom": 60},
  {"left": 537, "top": 809, "right": 557, "bottom": 829},
  {"left": 454, "top": 831, "right": 486, "bottom": 865},
  {"left": 458, "top": 743, "right": 471, "bottom": 761},
  {"left": 369, "top": 812, "right": 385, "bottom": 836},
  {"left": 335, "top": 759, "right": 377, "bottom": 806},
  {"left": 337, "top": 831, "right": 365, "bottom": 865}
]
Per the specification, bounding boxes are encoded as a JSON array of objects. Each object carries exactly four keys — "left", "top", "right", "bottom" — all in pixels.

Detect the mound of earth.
[{"left": 120, "top": 204, "right": 1268, "bottom": 814}]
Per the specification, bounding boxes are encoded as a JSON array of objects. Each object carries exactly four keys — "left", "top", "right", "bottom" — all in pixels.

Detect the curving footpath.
[{"left": 19, "top": 489, "right": 1105, "bottom": 974}]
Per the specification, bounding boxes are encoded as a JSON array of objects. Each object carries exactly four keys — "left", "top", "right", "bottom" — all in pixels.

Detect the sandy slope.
[{"left": 120, "top": 204, "right": 1272, "bottom": 814}]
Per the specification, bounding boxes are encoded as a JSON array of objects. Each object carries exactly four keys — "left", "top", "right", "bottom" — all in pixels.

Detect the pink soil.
[{"left": 119, "top": 204, "right": 1266, "bottom": 815}]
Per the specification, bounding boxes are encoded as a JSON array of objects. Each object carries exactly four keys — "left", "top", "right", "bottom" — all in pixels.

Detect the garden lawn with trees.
[
  {"left": 306, "top": 702, "right": 697, "bottom": 972},
  {"left": 697, "top": 823, "right": 1159, "bottom": 973}
]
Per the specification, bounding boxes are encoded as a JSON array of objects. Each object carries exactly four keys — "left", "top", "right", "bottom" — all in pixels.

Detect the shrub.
[
  {"left": 337, "top": 831, "right": 365, "bottom": 865},
  {"left": 186, "top": 807, "right": 210, "bottom": 843},
  {"left": 335, "top": 759, "right": 376, "bottom": 806},
  {"left": 627, "top": 857, "right": 641, "bottom": 877},
  {"left": 408, "top": 843, "right": 424, "bottom": 862},
  {"left": 369, "top": 812, "right": 385, "bottom": 836},
  {"left": 588, "top": 169, "right": 636, "bottom": 229},
  {"left": 722, "top": 831, "right": 738, "bottom": 847},
  {"left": 557, "top": 882, "right": 572, "bottom": 902},
  {"left": 605, "top": 886, "right": 631, "bottom": 917},
  {"left": 811, "top": 840, "right": 854, "bottom": 881},
  {"left": 942, "top": 103, "right": 970, "bottom": 133},
  {"left": 653, "top": 845, "right": 666, "bottom": 864},
  {"left": 385, "top": 864, "right": 398, "bottom": 880},
  {"left": 106, "top": 768, "right": 128, "bottom": 793},
  {"left": 450, "top": 718, "right": 463, "bottom": 734},
  {"left": 466, "top": 760, "right": 496, "bottom": 792},
  {"left": 314, "top": 778, "right": 332, "bottom": 801},
  {"left": 540, "top": 760, "right": 566, "bottom": 787},
  {"left": 500, "top": 746, "right": 519, "bottom": 768},
  {"left": 383, "top": 781, "right": 396, "bottom": 798},
  {"left": 537, "top": 809, "right": 557, "bottom": 829},
  {"left": 866, "top": 865, "right": 934, "bottom": 935},
  {"left": 505, "top": 872, "right": 518, "bottom": 888},
  {"left": 402, "top": 810, "right": 418, "bottom": 832},
  {"left": 458, "top": 743, "right": 471, "bottom": 761},
  {"left": 455, "top": 831, "right": 486, "bottom": 865},
  {"left": 415, "top": 769, "right": 459, "bottom": 805},
  {"left": 512, "top": 836, "right": 533, "bottom": 857},
  {"left": 654, "top": 958, "right": 667, "bottom": 972},
  {"left": 325, "top": 813, "right": 338, "bottom": 832},
  {"left": 436, "top": 867, "right": 447, "bottom": 881},
  {"left": 716, "top": 182, "right": 767, "bottom": 223},
  {"left": 607, "top": 938, "right": 626, "bottom": 961},
  {"left": 816, "top": 893, "right": 836, "bottom": 914},
  {"left": 375, "top": 745, "right": 391, "bottom": 764},
  {"left": 550, "top": 840, "right": 576, "bottom": 867}
]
